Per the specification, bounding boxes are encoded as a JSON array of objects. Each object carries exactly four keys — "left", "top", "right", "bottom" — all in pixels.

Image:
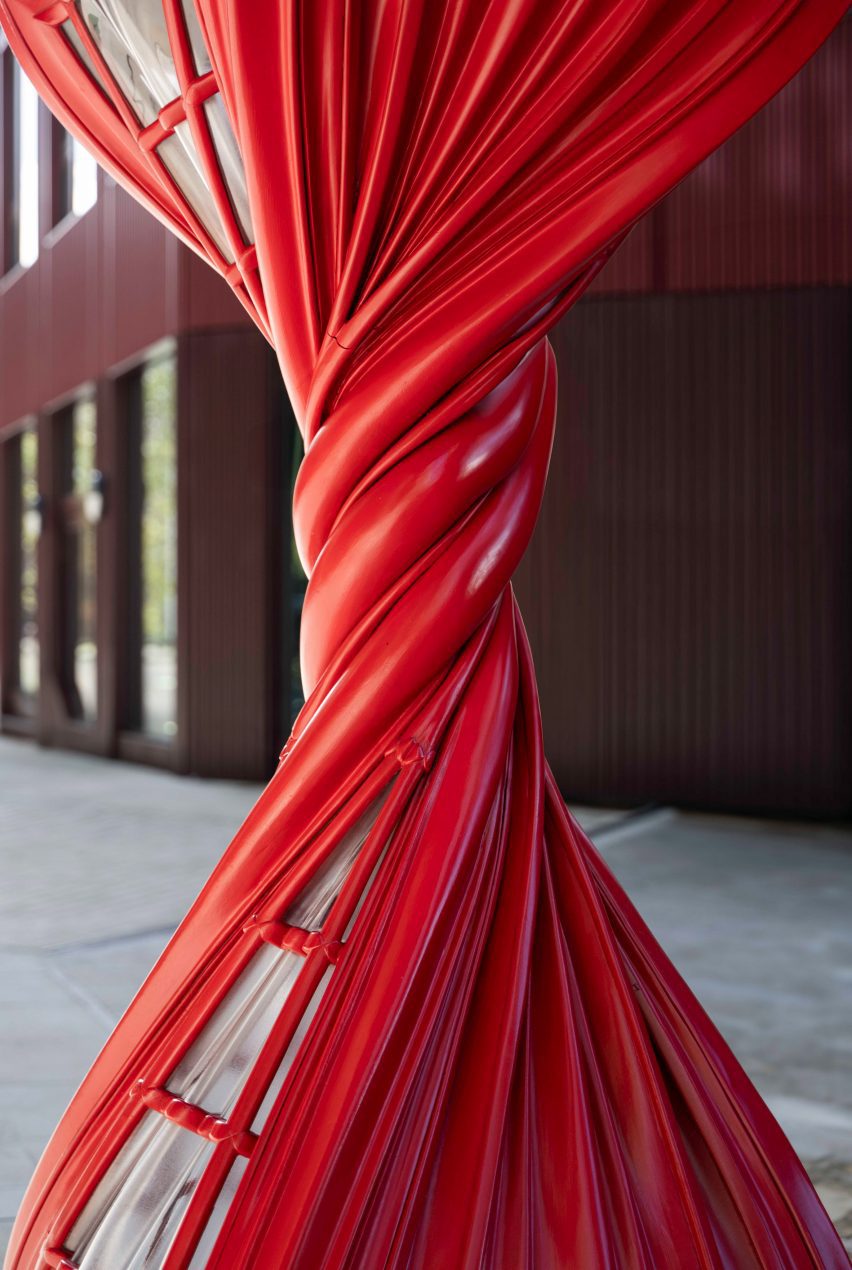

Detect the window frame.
[
  {"left": 0, "top": 416, "right": 41, "bottom": 726},
  {"left": 1, "top": 51, "right": 41, "bottom": 277},
  {"left": 1, "top": 42, "right": 19, "bottom": 275},
  {"left": 52, "top": 390, "right": 100, "bottom": 725},
  {"left": 109, "top": 338, "right": 182, "bottom": 766}
]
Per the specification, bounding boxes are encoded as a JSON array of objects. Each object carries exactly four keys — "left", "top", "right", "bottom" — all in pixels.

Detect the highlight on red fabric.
[{"left": 0, "top": 3, "right": 848, "bottom": 1267}]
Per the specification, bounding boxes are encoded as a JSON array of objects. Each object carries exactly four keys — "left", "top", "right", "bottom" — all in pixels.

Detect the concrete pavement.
[{"left": 0, "top": 737, "right": 850, "bottom": 1257}]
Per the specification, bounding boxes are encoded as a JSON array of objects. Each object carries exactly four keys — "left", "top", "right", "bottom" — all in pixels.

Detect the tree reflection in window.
[
  {"left": 66, "top": 397, "right": 98, "bottom": 722},
  {"left": 18, "top": 428, "right": 39, "bottom": 698},
  {"left": 137, "top": 354, "right": 178, "bottom": 739}
]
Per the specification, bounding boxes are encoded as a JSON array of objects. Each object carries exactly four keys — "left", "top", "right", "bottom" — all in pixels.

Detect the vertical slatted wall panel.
[
  {"left": 515, "top": 290, "right": 851, "bottom": 815},
  {"left": 663, "top": 16, "right": 851, "bottom": 292},
  {"left": 182, "top": 330, "right": 286, "bottom": 779},
  {"left": 590, "top": 14, "right": 851, "bottom": 297}
]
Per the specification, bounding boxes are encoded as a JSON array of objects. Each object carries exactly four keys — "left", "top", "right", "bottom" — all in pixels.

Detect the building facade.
[
  {"left": 1, "top": 20, "right": 850, "bottom": 811},
  {"left": 0, "top": 33, "right": 302, "bottom": 780}
]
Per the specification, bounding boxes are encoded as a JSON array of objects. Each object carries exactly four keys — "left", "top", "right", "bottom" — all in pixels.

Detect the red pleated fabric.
[{"left": 1, "top": 2, "right": 848, "bottom": 1267}]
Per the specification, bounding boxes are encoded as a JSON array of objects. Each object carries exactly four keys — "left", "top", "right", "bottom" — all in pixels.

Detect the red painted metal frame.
[{"left": 1, "top": 2, "right": 849, "bottom": 1267}]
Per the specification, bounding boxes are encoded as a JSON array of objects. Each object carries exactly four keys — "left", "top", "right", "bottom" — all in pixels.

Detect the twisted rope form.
[{"left": 1, "top": 1, "right": 849, "bottom": 1267}]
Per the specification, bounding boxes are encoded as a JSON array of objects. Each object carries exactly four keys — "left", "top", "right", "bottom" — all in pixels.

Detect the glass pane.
[
  {"left": 158, "top": 125, "right": 232, "bottom": 259},
  {"left": 18, "top": 430, "right": 39, "bottom": 697},
  {"left": 54, "top": 127, "right": 98, "bottom": 223},
  {"left": 285, "top": 785, "right": 391, "bottom": 929},
  {"left": 169, "top": 946, "right": 305, "bottom": 1118},
  {"left": 180, "top": 0, "right": 211, "bottom": 76},
  {"left": 69, "top": 3, "right": 250, "bottom": 254},
  {"left": 67, "top": 1112, "right": 213, "bottom": 1268},
  {"left": 56, "top": 128, "right": 75, "bottom": 222},
  {"left": 138, "top": 357, "right": 177, "bottom": 738},
  {"left": 74, "top": 0, "right": 178, "bottom": 125},
  {"left": 12, "top": 63, "right": 39, "bottom": 268},
  {"left": 204, "top": 96, "right": 252, "bottom": 244},
  {"left": 187, "top": 1156, "right": 247, "bottom": 1268},
  {"left": 181, "top": 3, "right": 252, "bottom": 248},
  {"left": 72, "top": 137, "right": 99, "bottom": 215},
  {"left": 68, "top": 398, "right": 98, "bottom": 722},
  {"left": 250, "top": 968, "right": 333, "bottom": 1133},
  {"left": 61, "top": 19, "right": 110, "bottom": 94}
]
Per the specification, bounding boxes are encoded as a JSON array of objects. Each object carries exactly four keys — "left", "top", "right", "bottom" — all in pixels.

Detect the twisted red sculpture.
[{"left": 1, "top": 2, "right": 848, "bottom": 1267}]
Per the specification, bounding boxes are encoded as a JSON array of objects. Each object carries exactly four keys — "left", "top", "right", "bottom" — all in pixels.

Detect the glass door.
[
  {"left": 1, "top": 423, "right": 41, "bottom": 718},
  {"left": 17, "top": 427, "right": 40, "bottom": 701},
  {"left": 58, "top": 396, "right": 99, "bottom": 723}
]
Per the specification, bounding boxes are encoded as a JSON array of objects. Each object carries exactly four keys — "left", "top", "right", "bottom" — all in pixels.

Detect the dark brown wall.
[
  {"left": 592, "top": 15, "right": 851, "bottom": 296},
  {"left": 515, "top": 288, "right": 851, "bottom": 816},
  {"left": 180, "top": 330, "right": 288, "bottom": 779}
]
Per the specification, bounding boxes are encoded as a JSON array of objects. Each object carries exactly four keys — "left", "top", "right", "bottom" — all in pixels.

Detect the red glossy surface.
[{"left": 0, "top": 2, "right": 848, "bottom": 1267}]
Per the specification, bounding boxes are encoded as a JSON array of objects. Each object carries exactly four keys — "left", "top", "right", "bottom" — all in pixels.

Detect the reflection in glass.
[
  {"left": 67, "top": 1112, "right": 213, "bottom": 1269},
  {"left": 74, "top": 0, "right": 177, "bottom": 124},
  {"left": 170, "top": 946, "right": 305, "bottom": 1119},
  {"left": 159, "top": 125, "right": 232, "bottom": 259},
  {"left": 180, "top": 0, "right": 211, "bottom": 76},
  {"left": 18, "top": 430, "right": 39, "bottom": 698},
  {"left": 204, "top": 97, "right": 253, "bottom": 243},
  {"left": 61, "top": 19, "right": 110, "bottom": 93},
  {"left": 64, "top": 1, "right": 253, "bottom": 257},
  {"left": 137, "top": 356, "right": 178, "bottom": 738},
  {"left": 250, "top": 968, "right": 332, "bottom": 1133},
  {"left": 284, "top": 787, "right": 391, "bottom": 930},
  {"left": 66, "top": 398, "right": 98, "bottom": 722},
  {"left": 187, "top": 1156, "right": 248, "bottom": 1269}
]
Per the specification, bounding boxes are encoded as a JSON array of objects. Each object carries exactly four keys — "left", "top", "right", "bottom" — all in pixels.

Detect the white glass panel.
[
  {"left": 61, "top": 20, "right": 109, "bottom": 93},
  {"left": 204, "top": 97, "right": 252, "bottom": 244},
  {"left": 68, "top": 398, "right": 98, "bottom": 723},
  {"left": 17, "top": 430, "right": 39, "bottom": 697},
  {"left": 68, "top": 1113, "right": 213, "bottom": 1268},
  {"left": 285, "top": 784, "right": 392, "bottom": 930},
  {"left": 180, "top": 0, "right": 211, "bottom": 75},
  {"left": 250, "top": 968, "right": 333, "bottom": 1133},
  {"left": 74, "top": 0, "right": 178, "bottom": 124},
  {"left": 138, "top": 356, "right": 178, "bottom": 738},
  {"left": 169, "top": 946, "right": 304, "bottom": 1118},
  {"left": 158, "top": 126, "right": 231, "bottom": 259},
  {"left": 72, "top": 138, "right": 99, "bottom": 215},
  {"left": 70, "top": 3, "right": 251, "bottom": 253},
  {"left": 14, "top": 64, "right": 40, "bottom": 268},
  {"left": 186, "top": 1156, "right": 247, "bottom": 1269}
]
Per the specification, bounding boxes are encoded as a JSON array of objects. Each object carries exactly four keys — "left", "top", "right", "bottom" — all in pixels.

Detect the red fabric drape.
[{"left": 1, "top": 2, "right": 848, "bottom": 1267}]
